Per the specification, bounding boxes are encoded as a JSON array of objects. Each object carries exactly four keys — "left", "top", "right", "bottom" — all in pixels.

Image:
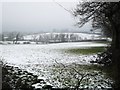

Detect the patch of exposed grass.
[
  {"left": 95, "top": 41, "right": 111, "bottom": 44},
  {"left": 64, "top": 47, "right": 105, "bottom": 55}
]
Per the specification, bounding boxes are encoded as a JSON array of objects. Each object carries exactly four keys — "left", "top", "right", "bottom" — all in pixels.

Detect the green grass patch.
[
  {"left": 95, "top": 41, "right": 111, "bottom": 44},
  {"left": 64, "top": 47, "right": 105, "bottom": 55}
]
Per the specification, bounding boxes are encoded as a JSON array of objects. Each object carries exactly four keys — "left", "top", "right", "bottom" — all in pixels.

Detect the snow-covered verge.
[{"left": 0, "top": 42, "right": 113, "bottom": 89}]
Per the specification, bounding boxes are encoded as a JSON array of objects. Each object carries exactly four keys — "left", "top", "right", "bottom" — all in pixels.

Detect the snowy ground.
[
  {"left": 0, "top": 42, "right": 107, "bottom": 74},
  {"left": 0, "top": 42, "right": 106, "bottom": 65},
  {"left": 0, "top": 42, "right": 111, "bottom": 88}
]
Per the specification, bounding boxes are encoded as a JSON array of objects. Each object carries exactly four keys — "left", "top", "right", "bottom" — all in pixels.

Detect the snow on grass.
[
  {"left": 0, "top": 42, "right": 106, "bottom": 72},
  {"left": 50, "top": 64, "right": 113, "bottom": 88},
  {"left": 0, "top": 42, "right": 106, "bottom": 65},
  {"left": 0, "top": 42, "right": 111, "bottom": 88}
]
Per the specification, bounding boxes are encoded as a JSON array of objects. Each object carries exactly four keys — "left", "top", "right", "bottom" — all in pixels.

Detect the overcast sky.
[{"left": 1, "top": 0, "right": 92, "bottom": 33}]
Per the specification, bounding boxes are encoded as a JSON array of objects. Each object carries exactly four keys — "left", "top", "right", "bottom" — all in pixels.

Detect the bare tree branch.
[{"left": 52, "top": 0, "right": 73, "bottom": 14}]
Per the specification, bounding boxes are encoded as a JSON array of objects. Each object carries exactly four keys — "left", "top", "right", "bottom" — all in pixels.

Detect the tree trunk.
[{"left": 110, "top": 19, "right": 120, "bottom": 88}]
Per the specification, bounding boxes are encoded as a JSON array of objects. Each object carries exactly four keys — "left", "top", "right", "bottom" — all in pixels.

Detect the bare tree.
[
  {"left": 59, "top": 34, "right": 65, "bottom": 42},
  {"left": 73, "top": 2, "right": 120, "bottom": 88},
  {"left": 2, "top": 34, "right": 4, "bottom": 41},
  {"left": 15, "top": 33, "right": 19, "bottom": 44}
]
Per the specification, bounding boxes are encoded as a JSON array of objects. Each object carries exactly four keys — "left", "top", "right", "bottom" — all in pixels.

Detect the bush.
[{"left": 23, "top": 42, "right": 31, "bottom": 44}]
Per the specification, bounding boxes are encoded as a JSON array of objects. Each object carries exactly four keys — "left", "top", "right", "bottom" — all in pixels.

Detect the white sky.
[
  {"left": 0, "top": 0, "right": 92, "bottom": 33},
  {"left": 0, "top": 2, "right": 2, "bottom": 33},
  {"left": 1, "top": 0, "right": 80, "bottom": 2}
]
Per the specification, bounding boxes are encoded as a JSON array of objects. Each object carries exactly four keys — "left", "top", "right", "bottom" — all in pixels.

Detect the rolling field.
[{"left": 0, "top": 42, "right": 112, "bottom": 88}]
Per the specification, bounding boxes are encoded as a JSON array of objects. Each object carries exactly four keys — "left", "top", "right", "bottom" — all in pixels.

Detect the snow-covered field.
[
  {"left": 0, "top": 42, "right": 106, "bottom": 67},
  {"left": 0, "top": 42, "right": 112, "bottom": 88},
  {"left": 0, "top": 42, "right": 107, "bottom": 74}
]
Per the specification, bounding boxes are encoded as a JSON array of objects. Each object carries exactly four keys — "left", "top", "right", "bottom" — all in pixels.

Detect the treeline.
[
  {"left": 22, "top": 33, "right": 103, "bottom": 43},
  {"left": 0, "top": 32, "right": 106, "bottom": 44},
  {"left": 26, "top": 33, "right": 83, "bottom": 43}
]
